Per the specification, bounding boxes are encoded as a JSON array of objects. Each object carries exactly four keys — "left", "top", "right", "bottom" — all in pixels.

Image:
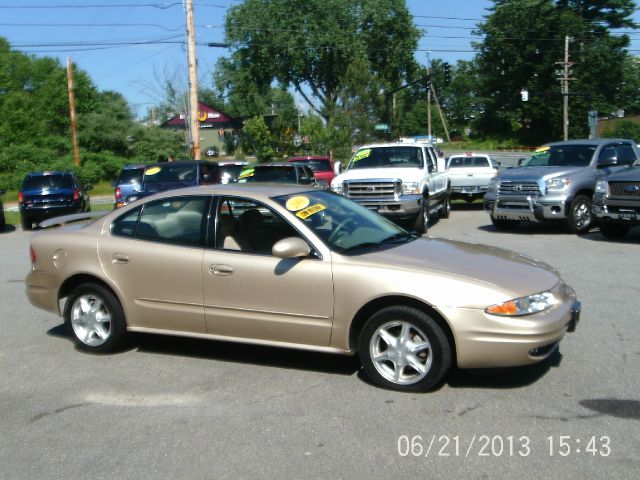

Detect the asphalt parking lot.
[{"left": 1, "top": 206, "right": 638, "bottom": 479}]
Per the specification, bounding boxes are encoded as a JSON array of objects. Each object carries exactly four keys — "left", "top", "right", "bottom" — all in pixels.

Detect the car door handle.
[
  {"left": 210, "top": 264, "right": 234, "bottom": 276},
  {"left": 112, "top": 253, "right": 129, "bottom": 264}
]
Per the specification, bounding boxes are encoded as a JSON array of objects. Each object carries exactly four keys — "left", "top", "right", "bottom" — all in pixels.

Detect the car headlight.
[
  {"left": 595, "top": 180, "right": 607, "bottom": 194},
  {"left": 485, "top": 291, "right": 558, "bottom": 316},
  {"left": 331, "top": 182, "right": 343, "bottom": 194},
  {"left": 487, "top": 176, "right": 499, "bottom": 194},
  {"left": 402, "top": 182, "right": 421, "bottom": 195},
  {"left": 545, "top": 177, "right": 570, "bottom": 190}
]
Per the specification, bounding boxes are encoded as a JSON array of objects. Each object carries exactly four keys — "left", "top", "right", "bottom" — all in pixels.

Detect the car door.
[
  {"left": 98, "top": 195, "right": 211, "bottom": 333},
  {"left": 201, "top": 196, "right": 334, "bottom": 347}
]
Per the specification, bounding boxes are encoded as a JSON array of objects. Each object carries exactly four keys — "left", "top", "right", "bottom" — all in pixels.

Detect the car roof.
[
  {"left": 25, "top": 171, "right": 74, "bottom": 177},
  {"left": 125, "top": 183, "right": 315, "bottom": 202},
  {"left": 354, "top": 142, "right": 433, "bottom": 149},
  {"left": 288, "top": 156, "right": 331, "bottom": 161},
  {"left": 448, "top": 153, "right": 490, "bottom": 157},
  {"left": 546, "top": 138, "right": 635, "bottom": 147},
  {"left": 256, "top": 162, "right": 298, "bottom": 168}
]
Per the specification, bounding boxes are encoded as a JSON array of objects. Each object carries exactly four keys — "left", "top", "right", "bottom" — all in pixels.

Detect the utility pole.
[
  {"left": 429, "top": 81, "right": 451, "bottom": 143},
  {"left": 426, "top": 51, "right": 432, "bottom": 140},
  {"left": 66, "top": 57, "right": 80, "bottom": 166},
  {"left": 185, "top": 0, "right": 200, "bottom": 159},
  {"left": 556, "top": 35, "right": 574, "bottom": 141}
]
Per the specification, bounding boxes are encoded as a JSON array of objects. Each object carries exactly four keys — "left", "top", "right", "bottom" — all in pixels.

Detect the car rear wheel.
[
  {"left": 440, "top": 189, "right": 451, "bottom": 219},
  {"left": 414, "top": 199, "right": 429, "bottom": 235},
  {"left": 64, "top": 283, "right": 127, "bottom": 353},
  {"left": 567, "top": 194, "right": 593, "bottom": 234},
  {"left": 599, "top": 221, "right": 630, "bottom": 239},
  {"left": 20, "top": 216, "right": 32, "bottom": 231},
  {"left": 490, "top": 216, "right": 519, "bottom": 231},
  {"left": 358, "top": 306, "right": 451, "bottom": 392}
]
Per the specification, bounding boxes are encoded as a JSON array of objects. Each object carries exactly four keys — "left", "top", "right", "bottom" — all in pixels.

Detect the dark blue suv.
[{"left": 19, "top": 171, "right": 91, "bottom": 230}]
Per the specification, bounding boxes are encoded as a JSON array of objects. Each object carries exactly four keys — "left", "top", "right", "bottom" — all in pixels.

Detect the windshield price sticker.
[
  {"left": 145, "top": 167, "right": 161, "bottom": 175},
  {"left": 353, "top": 149, "right": 371, "bottom": 162},
  {"left": 238, "top": 168, "right": 254, "bottom": 179},
  {"left": 286, "top": 196, "right": 310, "bottom": 211},
  {"left": 296, "top": 203, "right": 326, "bottom": 219},
  {"left": 534, "top": 146, "right": 550, "bottom": 153}
]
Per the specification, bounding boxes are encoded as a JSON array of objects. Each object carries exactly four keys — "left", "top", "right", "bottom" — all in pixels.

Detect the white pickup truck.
[
  {"left": 446, "top": 152, "right": 499, "bottom": 202},
  {"left": 330, "top": 142, "right": 450, "bottom": 233}
]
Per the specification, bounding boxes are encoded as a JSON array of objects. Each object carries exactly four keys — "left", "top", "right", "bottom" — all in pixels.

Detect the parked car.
[
  {"left": 26, "top": 184, "right": 580, "bottom": 392},
  {"left": 446, "top": 152, "right": 500, "bottom": 202},
  {"left": 330, "top": 142, "right": 450, "bottom": 234},
  {"left": 219, "top": 161, "right": 250, "bottom": 184},
  {"left": 0, "top": 189, "right": 5, "bottom": 230},
  {"left": 204, "top": 146, "right": 219, "bottom": 158},
  {"left": 238, "top": 163, "right": 316, "bottom": 185},
  {"left": 288, "top": 155, "right": 336, "bottom": 187},
  {"left": 484, "top": 139, "right": 639, "bottom": 233},
  {"left": 593, "top": 161, "right": 640, "bottom": 239},
  {"left": 113, "top": 163, "right": 146, "bottom": 209},
  {"left": 18, "top": 171, "right": 91, "bottom": 230},
  {"left": 122, "top": 160, "right": 221, "bottom": 205}
]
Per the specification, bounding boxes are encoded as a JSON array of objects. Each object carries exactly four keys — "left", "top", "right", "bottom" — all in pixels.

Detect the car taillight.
[
  {"left": 29, "top": 245, "right": 36, "bottom": 264},
  {"left": 18, "top": 192, "right": 24, "bottom": 204},
  {"left": 73, "top": 189, "right": 80, "bottom": 200},
  {"left": 115, "top": 187, "right": 122, "bottom": 201}
]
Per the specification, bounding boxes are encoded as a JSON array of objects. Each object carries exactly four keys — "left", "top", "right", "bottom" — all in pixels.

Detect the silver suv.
[{"left": 484, "top": 139, "right": 639, "bottom": 234}]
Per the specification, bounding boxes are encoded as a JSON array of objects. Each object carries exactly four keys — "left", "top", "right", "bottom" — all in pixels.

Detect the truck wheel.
[
  {"left": 358, "top": 306, "right": 451, "bottom": 392},
  {"left": 21, "top": 216, "right": 33, "bottom": 231},
  {"left": 599, "top": 222, "right": 630, "bottom": 240},
  {"left": 440, "top": 190, "right": 451, "bottom": 219},
  {"left": 414, "top": 199, "right": 429, "bottom": 234},
  {"left": 567, "top": 194, "right": 593, "bottom": 234},
  {"left": 490, "top": 216, "right": 519, "bottom": 231}
]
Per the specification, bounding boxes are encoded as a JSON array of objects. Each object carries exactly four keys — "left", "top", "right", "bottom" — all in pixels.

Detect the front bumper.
[
  {"left": 484, "top": 193, "right": 569, "bottom": 222},
  {"left": 592, "top": 198, "right": 640, "bottom": 224},
  {"left": 442, "top": 293, "right": 580, "bottom": 369},
  {"left": 348, "top": 194, "right": 422, "bottom": 218}
]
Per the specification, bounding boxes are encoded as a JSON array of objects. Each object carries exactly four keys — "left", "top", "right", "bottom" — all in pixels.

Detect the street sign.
[{"left": 374, "top": 123, "right": 389, "bottom": 131}]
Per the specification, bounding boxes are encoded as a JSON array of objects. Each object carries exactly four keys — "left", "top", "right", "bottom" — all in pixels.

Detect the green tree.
[
  {"left": 242, "top": 116, "right": 276, "bottom": 162},
  {"left": 221, "top": 0, "right": 419, "bottom": 124}
]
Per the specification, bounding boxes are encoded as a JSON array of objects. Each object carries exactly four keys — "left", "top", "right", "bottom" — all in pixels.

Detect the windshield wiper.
[{"left": 339, "top": 233, "right": 416, "bottom": 254}]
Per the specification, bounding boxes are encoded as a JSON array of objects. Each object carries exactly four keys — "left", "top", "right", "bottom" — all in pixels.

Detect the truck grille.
[
  {"left": 344, "top": 180, "right": 399, "bottom": 199},
  {"left": 498, "top": 181, "right": 541, "bottom": 196},
  {"left": 609, "top": 181, "right": 640, "bottom": 198}
]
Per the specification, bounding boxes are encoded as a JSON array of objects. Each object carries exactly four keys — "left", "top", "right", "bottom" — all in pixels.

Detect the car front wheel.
[
  {"left": 414, "top": 199, "right": 429, "bottom": 234},
  {"left": 567, "top": 194, "right": 593, "bottom": 234},
  {"left": 358, "top": 306, "right": 451, "bottom": 392},
  {"left": 64, "top": 283, "right": 127, "bottom": 353}
]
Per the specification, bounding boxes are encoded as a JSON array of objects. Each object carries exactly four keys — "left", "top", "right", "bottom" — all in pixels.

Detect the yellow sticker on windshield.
[
  {"left": 238, "top": 168, "right": 254, "bottom": 179},
  {"left": 534, "top": 146, "right": 550, "bottom": 153},
  {"left": 286, "top": 196, "right": 310, "bottom": 211},
  {"left": 353, "top": 149, "right": 371, "bottom": 162},
  {"left": 296, "top": 203, "right": 326, "bottom": 219},
  {"left": 145, "top": 166, "right": 161, "bottom": 175}
]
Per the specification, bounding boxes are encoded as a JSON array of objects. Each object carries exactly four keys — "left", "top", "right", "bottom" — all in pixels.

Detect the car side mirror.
[
  {"left": 597, "top": 156, "right": 619, "bottom": 168},
  {"left": 334, "top": 162, "right": 342, "bottom": 175},
  {"left": 272, "top": 237, "right": 311, "bottom": 259}
]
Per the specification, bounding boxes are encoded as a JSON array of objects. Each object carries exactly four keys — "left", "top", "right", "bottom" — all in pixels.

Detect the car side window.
[
  {"left": 113, "top": 196, "right": 209, "bottom": 247},
  {"left": 599, "top": 145, "right": 618, "bottom": 163},
  {"left": 616, "top": 144, "right": 637, "bottom": 165},
  {"left": 214, "top": 197, "right": 301, "bottom": 255}
]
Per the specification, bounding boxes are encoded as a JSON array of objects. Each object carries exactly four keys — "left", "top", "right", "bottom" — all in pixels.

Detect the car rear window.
[
  {"left": 448, "top": 156, "right": 490, "bottom": 168},
  {"left": 292, "top": 160, "right": 332, "bottom": 172},
  {"left": 245, "top": 166, "right": 297, "bottom": 183},
  {"left": 22, "top": 175, "right": 74, "bottom": 190},
  {"left": 117, "top": 168, "right": 144, "bottom": 184},
  {"left": 143, "top": 164, "right": 197, "bottom": 183}
]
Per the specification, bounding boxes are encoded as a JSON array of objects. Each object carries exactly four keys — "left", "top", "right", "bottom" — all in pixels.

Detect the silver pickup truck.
[{"left": 484, "top": 139, "right": 640, "bottom": 234}]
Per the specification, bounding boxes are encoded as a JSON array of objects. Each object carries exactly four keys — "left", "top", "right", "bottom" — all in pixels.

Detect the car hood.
[
  {"left": 348, "top": 237, "right": 560, "bottom": 297},
  {"left": 337, "top": 167, "right": 423, "bottom": 183},
  {"left": 499, "top": 165, "right": 585, "bottom": 181},
  {"left": 602, "top": 165, "right": 640, "bottom": 181}
]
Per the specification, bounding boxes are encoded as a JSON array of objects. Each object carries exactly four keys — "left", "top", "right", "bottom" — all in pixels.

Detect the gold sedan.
[{"left": 26, "top": 185, "right": 580, "bottom": 392}]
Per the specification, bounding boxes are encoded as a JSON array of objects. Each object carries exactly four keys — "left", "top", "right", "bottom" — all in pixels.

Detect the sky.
[{"left": 1, "top": 0, "right": 639, "bottom": 118}]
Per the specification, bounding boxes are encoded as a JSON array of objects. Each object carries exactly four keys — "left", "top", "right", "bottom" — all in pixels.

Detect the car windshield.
[
  {"left": 522, "top": 145, "right": 596, "bottom": 167},
  {"left": 143, "top": 164, "right": 197, "bottom": 183},
  {"left": 347, "top": 146, "right": 423, "bottom": 170},
  {"left": 117, "top": 168, "right": 144, "bottom": 184},
  {"left": 241, "top": 166, "right": 297, "bottom": 183},
  {"left": 448, "top": 156, "right": 490, "bottom": 168},
  {"left": 273, "top": 190, "right": 415, "bottom": 254},
  {"left": 23, "top": 175, "right": 73, "bottom": 190},
  {"left": 291, "top": 159, "right": 331, "bottom": 172}
]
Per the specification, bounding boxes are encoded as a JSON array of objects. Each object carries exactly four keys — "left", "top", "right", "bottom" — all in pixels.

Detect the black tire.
[
  {"left": 490, "top": 215, "right": 519, "bottom": 231},
  {"left": 21, "top": 215, "right": 32, "bottom": 231},
  {"left": 599, "top": 221, "right": 630, "bottom": 240},
  {"left": 414, "top": 198, "right": 429, "bottom": 235},
  {"left": 358, "top": 306, "right": 451, "bottom": 392},
  {"left": 63, "top": 283, "right": 127, "bottom": 353},
  {"left": 567, "top": 194, "right": 594, "bottom": 234},
  {"left": 440, "top": 189, "right": 451, "bottom": 219}
]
